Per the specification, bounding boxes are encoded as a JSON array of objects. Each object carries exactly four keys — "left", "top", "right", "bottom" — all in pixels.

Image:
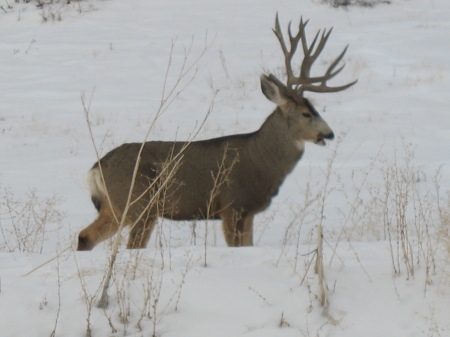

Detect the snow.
[{"left": 1, "top": 0, "right": 450, "bottom": 336}]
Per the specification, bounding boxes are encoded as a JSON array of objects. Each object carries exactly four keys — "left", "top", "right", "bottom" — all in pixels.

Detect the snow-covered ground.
[{"left": 1, "top": 0, "right": 449, "bottom": 336}]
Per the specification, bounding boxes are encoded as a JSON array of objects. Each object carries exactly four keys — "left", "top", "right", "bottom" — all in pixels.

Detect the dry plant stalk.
[
  {"left": 312, "top": 135, "right": 342, "bottom": 308},
  {"left": 380, "top": 143, "right": 438, "bottom": 285},
  {"left": 202, "top": 143, "right": 239, "bottom": 266},
  {"left": 277, "top": 165, "right": 321, "bottom": 272},
  {"left": 315, "top": 225, "right": 328, "bottom": 307},
  {"left": 49, "top": 250, "right": 62, "bottom": 337}
]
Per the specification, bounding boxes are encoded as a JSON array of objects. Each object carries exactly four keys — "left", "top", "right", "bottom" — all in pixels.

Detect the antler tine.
[
  {"left": 298, "top": 78, "right": 358, "bottom": 95},
  {"left": 299, "top": 27, "right": 332, "bottom": 83},
  {"left": 298, "top": 44, "right": 358, "bottom": 95},
  {"left": 287, "top": 21, "right": 303, "bottom": 56},
  {"left": 311, "top": 28, "right": 333, "bottom": 61},
  {"left": 273, "top": 13, "right": 304, "bottom": 88},
  {"left": 324, "top": 45, "right": 349, "bottom": 79},
  {"left": 273, "top": 13, "right": 288, "bottom": 55}
]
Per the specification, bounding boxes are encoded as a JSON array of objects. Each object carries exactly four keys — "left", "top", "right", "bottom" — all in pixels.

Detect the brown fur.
[{"left": 77, "top": 75, "right": 335, "bottom": 250}]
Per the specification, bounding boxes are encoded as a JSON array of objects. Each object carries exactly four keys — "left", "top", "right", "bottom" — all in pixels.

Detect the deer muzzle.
[{"left": 315, "top": 131, "right": 335, "bottom": 146}]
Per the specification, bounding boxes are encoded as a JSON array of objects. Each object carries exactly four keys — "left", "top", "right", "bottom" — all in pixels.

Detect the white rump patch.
[{"left": 88, "top": 167, "right": 107, "bottom": 199}]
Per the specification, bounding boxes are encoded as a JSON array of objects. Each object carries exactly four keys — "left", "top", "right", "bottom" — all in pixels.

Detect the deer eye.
[{"left": 302, "top": 113, "right": 312, "bottom": 118}]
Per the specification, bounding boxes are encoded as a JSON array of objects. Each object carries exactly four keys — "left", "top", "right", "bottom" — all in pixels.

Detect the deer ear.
[{"left": 260, "top": 74, "right": 289, "bottom": 106}]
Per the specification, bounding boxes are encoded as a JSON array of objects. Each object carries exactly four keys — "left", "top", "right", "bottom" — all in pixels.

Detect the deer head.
[{"left": 261, "top": 14, "right": 357, "bottom": 146}]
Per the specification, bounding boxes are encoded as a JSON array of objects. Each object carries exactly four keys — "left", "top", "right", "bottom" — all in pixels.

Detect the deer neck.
[{"left": 248, "top": 108, "right": 305, "bottom": 178}]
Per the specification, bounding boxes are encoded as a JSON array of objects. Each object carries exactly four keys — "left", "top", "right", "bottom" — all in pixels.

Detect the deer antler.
[{"left": 273, "top": 14, "right": 357, "bottom": 96}]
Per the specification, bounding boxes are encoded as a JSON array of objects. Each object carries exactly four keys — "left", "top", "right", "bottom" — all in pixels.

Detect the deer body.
[
  {"left": 77, "top": 15, "right": 356, "bottom": 251},
  {"left": 91, "top": 118, "right": 300, "bottom": 222}
]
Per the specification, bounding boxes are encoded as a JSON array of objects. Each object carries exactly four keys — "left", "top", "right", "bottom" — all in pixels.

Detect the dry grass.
[
  {"left": 279, "top": 138, "right": 450, "bottom": 310},
  {"left": 0, "top": 186, "right": 64, "bottom": 253}
]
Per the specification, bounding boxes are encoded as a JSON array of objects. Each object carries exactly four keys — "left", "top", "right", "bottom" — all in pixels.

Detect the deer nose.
[{"left": 325, "top": 131, "right": 335, "bottom": 140}]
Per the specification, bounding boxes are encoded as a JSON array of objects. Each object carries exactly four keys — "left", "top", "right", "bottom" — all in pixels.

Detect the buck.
[{"left": 77, "top": 15, "right": 357, "bottom": 251}]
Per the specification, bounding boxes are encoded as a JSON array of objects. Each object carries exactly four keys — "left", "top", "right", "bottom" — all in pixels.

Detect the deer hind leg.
[
  {"left": 221, "top": 209, "right": 254, "bottom": 247},
  {"left": 127, "top": 216, "right": 157, "bottom": 249},
  {"left": 77, "top": 205, "right": 121, "bottom": 251}
]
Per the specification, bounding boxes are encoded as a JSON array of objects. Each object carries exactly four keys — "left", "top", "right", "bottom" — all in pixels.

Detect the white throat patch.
[{"left": 294, "top": 140, "right": 305, "bottom": 152}]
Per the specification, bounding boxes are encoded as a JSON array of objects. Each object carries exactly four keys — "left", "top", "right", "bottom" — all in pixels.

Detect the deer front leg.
[{"left": 221, "top": 209, "right": 254, "bottom": 247}]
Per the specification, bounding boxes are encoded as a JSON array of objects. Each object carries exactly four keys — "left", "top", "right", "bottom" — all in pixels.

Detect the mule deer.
[{"left": 77, "top": 15, "right": 357, "bottom": 251}]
